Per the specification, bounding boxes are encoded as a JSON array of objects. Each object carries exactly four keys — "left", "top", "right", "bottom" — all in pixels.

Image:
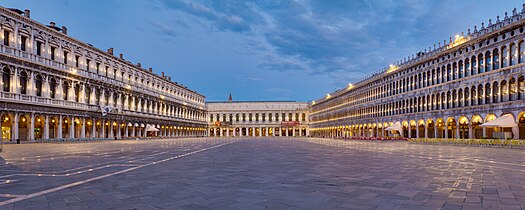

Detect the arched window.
[
  {"left": 63, "top": 81, "right": 69, "bottom": 100},
  {"left": 485, "top": 83, "right": 491, "bottom": 104},
  {"left": 478, "top": 53, "right": 484, "bottom": 73},
  {"left": 501, "top": 46, "right": 508, "bottom": 68},
  {"left": 510, "top": 78, "right": 517, "bottom": 101},
  {"left": 518, "top": 76, "right": 525, "bottom": 100},
  {"left": 492, "top": 82, "right": 499, "bottom": 103},
  {"left": 500, "top": 80, "right": 508, "bottom": 102},
  {"left": 74, "top": 84, "right": 80, "bottom": 102},
  {"left": 2, "top": 67, "right": 10, "bottom": 92},
  {"left": 19, "top": 71, "right": 27, "bottom": 95},
  {"left": 493, "top": 48, "right": 499, "bottom": 70},
  {"left": 95, "top": 88, "right": 101, "bottom": 105},
  {"left": 465, "top": 58, "right": 470, "bottom": 77},
  {"left": 485, "top": 51, "right": 492, "bottom": 72},
  {"left": 447, "top": 64, "right": 452, "bottom": 81},
  {"left": 85, "top": 86, "right": 91, "bottom": 104},
  {"left": 471, "top": 86, "right": 476, "bottom": 106},
  {"left": 35, "top": 75, "right": 42, "bottom": 97},
  {"left": 478, "top": 85, "right": 483, "bottom": 105},
  {"left": 458, "top": 61, "right": 464, "bottom": 79},
  {"left": 471, "top": 56, "right": 477, "bottom": 75},
  {"left": 518, "top": 41, "right": 525, "bottom": 63},
  {"left": 49, "top": 78, "right": 56, "bottom": 98},
  {"left": 302, "top": 113, "right": 306, "bottom": 121},
  {"left": 510, "top": 43, "right": 517, "bottom": 65},
  {"left": 464, "top": 87, "right": 470, "bottom": 106}
]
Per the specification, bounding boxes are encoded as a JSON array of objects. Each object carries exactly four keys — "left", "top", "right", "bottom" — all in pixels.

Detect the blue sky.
[{"left": 2, "top": 0, "right": 523, "bottom": 102}]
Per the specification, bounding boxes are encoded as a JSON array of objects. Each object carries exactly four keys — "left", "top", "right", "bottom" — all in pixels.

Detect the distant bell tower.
[{"left": 228, "top": 93, "right": 232, "bottom": 102}]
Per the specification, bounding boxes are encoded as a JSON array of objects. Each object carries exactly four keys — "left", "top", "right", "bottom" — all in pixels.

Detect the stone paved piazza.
[{"left": 1, "top": 138, "right": 525, "bottom": 209}]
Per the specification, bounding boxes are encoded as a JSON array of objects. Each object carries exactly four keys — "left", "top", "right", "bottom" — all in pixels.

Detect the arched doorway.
[
  {"left": 34, "top": 115, "right": 44, "bottom": 140},
  {"left": 1, "top": 113, "right": 12, "bottom": 142},
  {"left": 426, "top": 119, "right": 435, "bottom": 138},
  {"left": 18, "top": 114, "right": 29, "bottom": 141},
  {"left": 447, "top": 118, "right": 457, "bottom": 139},
  {"left": 417, "top": 120, "right": 425, "bottom": 138},
  {"left": 435, "top": 118, "right": 445, "bottom": 138},
  {"left": 458, "top": 116, "right": 469, "bottom": 139},
  {"left": 518, "top": 112, "right": 525, "bottom": 139},
  {"left": 485, "top": 114, "right": 497, "bottom": 138},
  {"left": 471, "top": 115, "right": 483, "bottom": 139}
]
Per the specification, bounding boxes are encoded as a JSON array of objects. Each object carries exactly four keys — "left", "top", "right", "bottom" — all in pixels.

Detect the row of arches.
[
  {"left": 314, "top": 75, "right": 525, "bottom": 122},
  {"left": 1, "top": 67, "right": 206, "bottom": 121},
  {"left": 0, "top": 112, "right": 206, "bottom": 142},
  {"left": 314, "top": 39, "right": 525, "bottom": 116},
  {"left": 209, "top": 126, "right": 308, "bottom": 137},
  {"left": 311, "top": 112, "right": 525, "bottom": 140}
]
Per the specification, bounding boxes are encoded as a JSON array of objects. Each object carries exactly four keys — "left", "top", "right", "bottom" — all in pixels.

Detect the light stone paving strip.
[{"left": 1, "top": 138, "right": 525, "bottom": 209}]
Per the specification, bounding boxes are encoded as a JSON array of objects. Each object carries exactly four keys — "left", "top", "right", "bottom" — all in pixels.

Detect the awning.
[
  {"left": 146, "top": 124, "right": 159, "bottom": 132},
  {"left": 128, "top": 122, "right": 133, "bottom": 127},
  {"left": 385, "top": 122, "right": 403, "bottom": 132},
  {"left": 140, "top": 123, "right": 145, "bottom": 128},
  {"left": 480, "top": 114, "right": 518, "bottom": 128},
  {"left": 134, "top": 123, "right": 139, "bottom": 127}
]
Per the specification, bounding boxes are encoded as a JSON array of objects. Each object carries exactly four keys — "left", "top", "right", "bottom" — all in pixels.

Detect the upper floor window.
[
  {"left": 75, "top": 55, "right": 80, "bottom": 67},
  {"left": 19, "top": 71, "right": 27, "bottom": 95},
  {"left": 2, "top": 67, "right": 10, "bottom": 92},
  {"left": 3, "top": 30, "right": 9, "bottom": 46},
  {"left": 20, "top": 36, "right": 27, "bottom": 51},
  {"left": 50, "top": 47, "right": 56, "bottom": 61},
  {"left": 63, "top": 51, "right": 68, "bottom": 64},
  {"left": 86, "top": 59, "right": 91, "bottom": 71},
  {"left": 36, "top": 41, "right": 42, "bottom": 56},
  {"left": 35, "top": 75, "right": 42, "bottom": 97},
  {"left": 96, "top": 63, "right": 100, "bottom": 74}
]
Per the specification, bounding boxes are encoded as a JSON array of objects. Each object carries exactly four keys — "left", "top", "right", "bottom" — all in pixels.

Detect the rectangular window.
[
  {"left": 3, "top": 31, "right": 9, "bottom": 46},
  {"left": 50, "top": 47, "right": 56, "bottom": 60},
  {"left": 106, "top": 66, "right": 109, "bottom": 77},
  {"left": 75, "top": 55, "right": 80, "bottom": 67},
  {"left": 63, "top": 51, "right": 68, "bottom": 64},
  {"left": 20, "top": 36, "right": 27, "bottom": 51},
  {"left": 86, "top": 59, "right": 90, "bottom": 71},
  {"left": 36, "top": 41, "right": 42, "bottom": 56},
  {"left": 96, "top": 63, "right": 100, "bottom": 74},
  {"left": 114, "top": 69, "right": 117, "bottom": 79}
]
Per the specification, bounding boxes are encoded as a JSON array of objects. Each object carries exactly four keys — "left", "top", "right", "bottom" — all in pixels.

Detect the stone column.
[
  {"left": 91, "top": 119, "right": 96, "bottom": 139},
  {"left": 44, "top": 115, "right": 49, "bottom": 139},
  {"left": 70, "top": 117, "right": 75, "bottom": 139},
  {"left": 482, "top": 127, "right": 487, "bottom": 138},
  {"left": 29, "top": 113, "right": 35, "bottom": 141},
  {"left": 57, "top": 116, "right": 62, "bottom": 139},
  {"left": 444, "top": 126, "right": 448, "bottom": 139},
  {"left": 456, "top": 126, "right": 460, "bottom": 139},
  {"left": 408, "top": 127, "right": 412, "bottom": 138},
  {"left": 125, "top": 125, "right": 129, "bottom": 138},
  {"left": 468, "top": 125, "right": 473, "bottom": 139},
  {"left": 109, "top": 121, "right": 114, "bottom": 139},
  {"left": 101, "top": 119, "right": 105, "bottom": 138},
  {"left": 117, "top": 123, "right": 121, "bottom": 139},
  {"left": 81, "top": 118, "right": 86, "bottom": 139},
  {"left": 434, "top": 126, "right": 438, "bottom": 139},
  {"left": 424, "top": 126, "right": 428, "bottom": 138}
]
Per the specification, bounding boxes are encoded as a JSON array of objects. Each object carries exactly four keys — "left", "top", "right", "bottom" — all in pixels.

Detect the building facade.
[
  {"left": 310, "top": 7, "right": 525, "bottom": 140},
  {"left": 0, "top": 7, "right": 207, "bottom": 142},
  {"left": 207, "top": 101, "right": 309, "bottom": 137}
]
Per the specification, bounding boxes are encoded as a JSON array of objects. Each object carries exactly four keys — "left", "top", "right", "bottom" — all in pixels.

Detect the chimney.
[
  {"left": 168, "top": 76, "right": 171, "bottom": 81},
  {"left": 61, "top": 26, "right": 67, "bottom": 35},
  {"left": 162, "top": 72, "right": 165, "bottom": 78},
  {"left": 119, "top": 53, "right": 123, "bottom": 59},
  {"left": 137, "top": 62, "right": 141, "bottom": 67},
  {"left": 49, "top": 22, "right": 56, "bottom": 27},
  {"left": 24, "top": 9, "right": 30, "bottom": 18},
  {"left": 148, "top": 67, "right": 152, "bottom": 72},
  {"left": 107, "top": 47, "right": 113, "bottom": 55}
]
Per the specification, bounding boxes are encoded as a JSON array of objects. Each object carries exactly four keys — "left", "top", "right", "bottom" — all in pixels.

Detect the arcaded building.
[
  {"left": 310, "top": 8, "right": 525, "bottom": 140},
  {"left": 207, "top": 101, "right": 309, "bottom": 137},
  {"left": 0, "top": 7, "right": 207, "bottom": 142}
]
